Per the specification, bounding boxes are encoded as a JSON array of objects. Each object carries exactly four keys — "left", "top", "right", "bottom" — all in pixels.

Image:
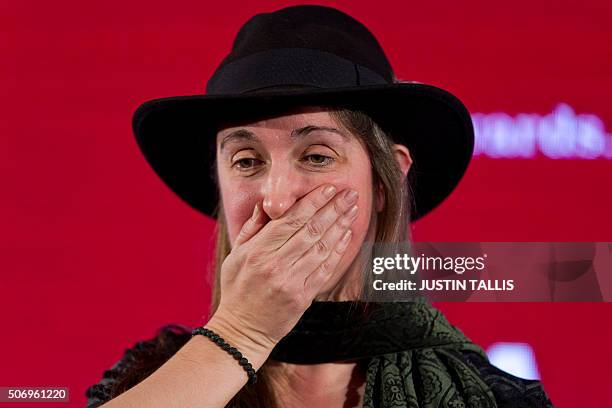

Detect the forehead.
[{"left": 215, "top": 106, "right": 341, "bottom": 139}]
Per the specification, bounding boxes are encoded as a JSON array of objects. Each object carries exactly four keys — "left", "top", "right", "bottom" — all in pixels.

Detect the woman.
[{"left": 86, "top": 5, "right": 554, "bottom": 407}]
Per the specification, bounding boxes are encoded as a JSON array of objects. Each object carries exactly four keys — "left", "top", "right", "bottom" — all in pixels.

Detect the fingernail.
[
  {"left": 341, "top": 229, "right": 352, "bottom": 244},
  {"left": 251, "top": 203, "right": 260, "bottom": 220},
  {"left": 323, "top": 185, "right": 336, "bottom": 198},
  {"left": 344, "top": 189, "right": 358, "bottom": 204}
]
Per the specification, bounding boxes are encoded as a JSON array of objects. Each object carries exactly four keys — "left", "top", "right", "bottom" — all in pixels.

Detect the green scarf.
[{"left": 270, "top": 299, "right": 498, "bottom": 407}]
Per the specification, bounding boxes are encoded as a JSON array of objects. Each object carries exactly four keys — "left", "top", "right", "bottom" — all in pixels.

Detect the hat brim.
[{"left": 132, "top": 82, "right": 474, "bottom": 221}]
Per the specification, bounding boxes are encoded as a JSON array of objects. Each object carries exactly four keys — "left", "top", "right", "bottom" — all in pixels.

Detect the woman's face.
[{"left": 216, "top": 106, "right": 375, "bottom": 294}]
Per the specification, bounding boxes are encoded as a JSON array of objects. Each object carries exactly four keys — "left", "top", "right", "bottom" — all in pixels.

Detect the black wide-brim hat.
[{"left": 132, "top": 5, "right": 474, "bottom": 221}]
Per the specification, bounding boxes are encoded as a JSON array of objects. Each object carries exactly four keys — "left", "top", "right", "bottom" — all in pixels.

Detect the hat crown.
[{"left": 206, "top": 5, "right": 395, "bottom": 94}]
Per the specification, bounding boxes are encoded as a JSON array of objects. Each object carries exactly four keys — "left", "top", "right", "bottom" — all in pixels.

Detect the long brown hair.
[{"left": 108, "top": 104, "right": 412, "bottom": 407}]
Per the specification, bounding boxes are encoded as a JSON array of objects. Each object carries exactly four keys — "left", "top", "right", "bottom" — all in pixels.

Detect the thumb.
[{"left": 233, "top": 203, "right": 267, "bottom": 248}]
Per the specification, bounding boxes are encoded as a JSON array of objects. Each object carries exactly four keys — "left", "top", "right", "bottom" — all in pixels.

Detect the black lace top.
[{"left": 85, "top": 324, "right": 191, "bottom": 407}]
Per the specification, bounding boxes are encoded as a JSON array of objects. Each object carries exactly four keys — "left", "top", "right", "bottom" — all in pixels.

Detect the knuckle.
[
  {"left": 291, "top": 293, "right": 307, "bottom": 309},
  {"left": 271, "top": 281, "right": 307, "bottom": 312},
  {"left": 244, "top": 251, "right": 271, "bottom": 272},
  {"left": 283, "top": 214, "right": 309, "bottom": 230},
  {"left": 225, "top": 251, "right": 239, "bottom": 265},
  {"left": 314, "top": 238, "right": 329, "bottom": 255},
  {"left": 338, "top": 214, "right": 352, "bottom": 228},
  {"left": 305, "top": 219, "right": 323, "bottom": 238},
  {"left": 333, "top": 198, "right": 344, "bottom": 215},
  {"left": 242, "top": 250, "right": 257, "bottom": 266},
  {"left": 268, "top": 277, "right": 285, "bottom": 294},
  {"left": 268, "top": 260, "right": 282, "bottom": 275},
  {"left": 227, "top": 248, "right": 245, "bottom": 267},
  {"left": 268, "top": 275, "right": 283, "bottom": 289},
  {"left": 318, "top": 261, "right": 331, "bottom": 276},
  {"left": 276, "top": 282, "right": 293, "bottom": 297},
  {"left": 334, "top": 241, "right": 347, "bottom": 254}
]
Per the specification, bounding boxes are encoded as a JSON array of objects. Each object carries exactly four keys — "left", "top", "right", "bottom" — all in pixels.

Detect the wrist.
[{"left": 204, "top": 312, "right": 275, "bottom": 370}]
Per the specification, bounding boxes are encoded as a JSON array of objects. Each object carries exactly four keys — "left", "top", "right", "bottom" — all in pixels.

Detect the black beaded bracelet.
[{"left": 192, "top": 326, "right": 258, "bottom": 385}]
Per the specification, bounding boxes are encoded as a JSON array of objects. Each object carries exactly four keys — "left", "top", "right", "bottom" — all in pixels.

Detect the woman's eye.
[
  {"left": 304, "top": 154, "right": 334, "bottom": 166},
  {"left": 233, "top": 158, "right": 261, "bottom": 170}
]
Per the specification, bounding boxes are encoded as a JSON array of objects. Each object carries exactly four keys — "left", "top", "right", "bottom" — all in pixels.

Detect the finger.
[
  {"left": 261, "top": 184, "right": 338, "bottom": 248},
  {"left": 233, "top": 202, "right": 267, "bottom": 248},
  {"left": 278, "top": 188, "right": 358, "bottom": 266},
  {"left": 290, "top": 204, "right": 358, "bottom": 283},
  {"left": 303, "top": 228, "right": 353, "bottom": 298}
]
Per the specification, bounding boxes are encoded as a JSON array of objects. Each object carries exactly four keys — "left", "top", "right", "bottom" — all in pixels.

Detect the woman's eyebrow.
[
  {"left": 220, "top": 125, "right": 348, "bottom": 151},
  {"left": 291, "top": 125, "right": 349, "bottom": 141},
  {"left": 220, "top": 129, "right": 257, "bottom": 151}
]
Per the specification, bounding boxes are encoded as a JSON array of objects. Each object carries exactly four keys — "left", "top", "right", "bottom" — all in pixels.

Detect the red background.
[{"left": 2, "top": 1, "right": 611, "bottom": 406}]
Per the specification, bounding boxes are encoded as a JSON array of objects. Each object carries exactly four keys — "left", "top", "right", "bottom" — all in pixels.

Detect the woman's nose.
[{"left": 260, "top": 165, "right": 302, "bottom": 220}]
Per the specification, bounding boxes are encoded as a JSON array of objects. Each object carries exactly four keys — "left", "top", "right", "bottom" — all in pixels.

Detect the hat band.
[{"left": 206, "top": 47, "right": 389, "bottom": 95}]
